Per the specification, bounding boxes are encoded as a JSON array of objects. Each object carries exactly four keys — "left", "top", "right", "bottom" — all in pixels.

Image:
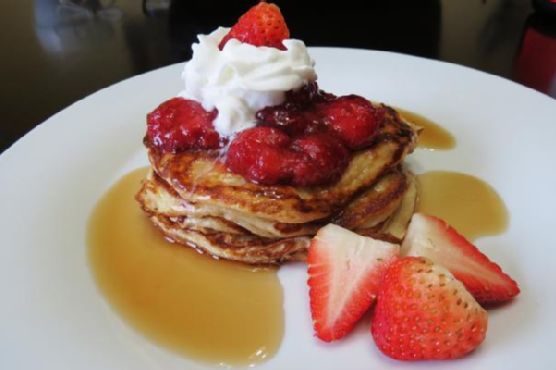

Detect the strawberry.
[
  {"left": 225, "top": 126, "right": 293, "bottom": 185},
  {"left": 290, "top": 133, "right": 349, "bottom": 186},
  {"left": 401, "top": 213, "right": 520, "bottom": 304},
  {"left": 319, "top": 96, "right": 384, "bottom": 149},
  {"left": 371, "top": 257, "right": 488, "bottom": 360},
  {"left": 226, "top": 127, "right": 350, "bottom": 186},
  {"left": 219, "top": 2, "right": 290, "bottom": 50},
  {"left": 307, "top": 224, "right": 399, "bottom": 342},
  {"left": 146, "top": 97, "right": 221, "bottom": 152}
]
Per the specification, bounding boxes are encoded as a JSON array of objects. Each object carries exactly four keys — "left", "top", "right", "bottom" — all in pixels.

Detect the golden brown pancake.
[
  {"left": 137, "top": 169, "right": 323, "bottom": 237},
  {"left": 136, "top": 104, "right": 418, "bottom": 264},
  {"left": 136, "top": 169, "right": 416, "bottom": 264},
  {"left": 356, "top": 171, "right": 417, "bottom": 243},
  {"left": 332, "top": 169, "right": 408, "bottom": 230},
  {"left": 140, "top": 173, "right": 416, "bottom": 264},
  {"left": 149, "top": 214, "right": 310, "bottom": 264},
  {"left": 146, "top": 105, "right": 416, "bottom": 224},
  {"left": 137, "top": 167, "right": 409, "bottom": 237}
]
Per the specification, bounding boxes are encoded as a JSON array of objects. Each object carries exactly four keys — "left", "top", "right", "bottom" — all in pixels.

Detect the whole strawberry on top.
[{"left": 219, "top": 2, "right": 290, "bottom": 50}]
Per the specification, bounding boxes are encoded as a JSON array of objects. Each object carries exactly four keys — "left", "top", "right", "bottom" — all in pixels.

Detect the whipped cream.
[{"left": 179, "top": 27, "right": 317, "bottom": 137}]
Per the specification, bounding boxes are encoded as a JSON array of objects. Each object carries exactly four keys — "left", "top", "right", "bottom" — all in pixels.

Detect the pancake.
[
  {"left": 136, "top": 104, "right": 419, "bottom": 264},
  {"left": 136, "top": 169, "right": 417, "bottom": 264},
  {"left": 332, "top": 169, "right": 408, "bottom": 230},
  {"left": 356, "top": 171, "right": 417, "bottom": 243},
  {"left": 137, "top": 169, "right": 323, "bottom": 237},
  {"left": 141, "top": 171, "right": 417, "bottom": 264},
  {"left": 146, "top": 104, "right": 416, "bottom": 224},
  {"left": 137, "top": 167, "right": 409, "bottom": 238},
  {"left": 150, "top": 214, "right": 310, "bottom": 264}
]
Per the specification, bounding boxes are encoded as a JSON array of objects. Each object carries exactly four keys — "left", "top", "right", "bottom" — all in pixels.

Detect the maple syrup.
[
  {"left": 398, "top": 109, "right": 456, "bottom": 150},
  {"left": 87, "top": 168, "right": 283, "bottom": 366},
  {"left": 416, "top": 171, "right": 508, "bottom": 240}
]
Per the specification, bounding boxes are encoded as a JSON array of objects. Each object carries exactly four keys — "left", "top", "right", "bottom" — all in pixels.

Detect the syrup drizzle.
[
  {"left": 87, "top": 168, "right": 283, "bottom": 366},
  {"left": 416, "top": 171, "right": 508, "bottom": 240},
  {"left": 398, "top": 109, "right": 456, "bottom": 150}
]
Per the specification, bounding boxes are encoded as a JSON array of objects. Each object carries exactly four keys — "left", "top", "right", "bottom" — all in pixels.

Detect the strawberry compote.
[
  {"left": 146, "top": 98, "right": 223, "bottom": 152},
  {"left": 146, "top": 83, "right": 384, "bottom": 186},
  {"left": 226, "top": 127, "right": 349, "bottom": 186},
  {"left": 229, "top": 82, "right": 384, "bottom": 185}
]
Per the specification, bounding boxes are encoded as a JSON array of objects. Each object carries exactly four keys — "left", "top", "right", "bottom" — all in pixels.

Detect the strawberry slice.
[
  {"left": 307, "top": 224, "right": 399, "bottom": 342},
  {"left": 401, "top": 213, "right": 520, "bottom": 304},
  {"left": 371, "top": 257, "right": 488, "bottom": 360},
  {"left": 219, "top": 2, "right": 290, "bottom": 50}
]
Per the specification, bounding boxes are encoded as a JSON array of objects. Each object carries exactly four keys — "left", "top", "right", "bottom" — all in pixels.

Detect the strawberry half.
[
  {"left": 401, "top": 213, "right": 520, "bottom": 304},
  {"left": 307, "top": 224, "right": 399, "bottom": 342},
  {"left": 371, "top": 257, "right": 488, "bottom": 360},
  {"left": 219, "top": 2, "right": 290, "bottom": 50}
]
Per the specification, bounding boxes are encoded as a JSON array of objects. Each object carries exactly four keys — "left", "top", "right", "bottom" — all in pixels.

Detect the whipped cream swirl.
[{"left": 179, "top": 27, "right": 317, "bottom": 137}]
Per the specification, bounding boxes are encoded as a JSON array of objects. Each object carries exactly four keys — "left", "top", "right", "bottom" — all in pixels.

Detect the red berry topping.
[
  {"left": 230, "top": 83, "right": 387, "bottom": 186},
  {"left": 225, "top": 127, "right": 350, "bottom": 186},
  {"left": 257, "top": 85, "right": 381, "bottom": 151},
  {"left": 219, "top": 2, "right": 290, "bottom": 50},
  {"left": 145, "top": 85, "right": 385, "bottom": 185},
  {"left": 319, "top": 95, "right": 383, "bottom": 149},
  {"left": 146, "top": 98, "right": 221, "bottom": 152},
  {"left": 284, "top": 81, "right": 336, "bottom": 108},
  {"left": 226, "top": 126, "right": 294, "bottom": 185},
  {"left": 256, "top": 82, "right": 335, "bottom": 136},
  {"left": 257, "top": 108, "right": 321, "bottom": 137},
  {"left": 291, "top": 133, "right": 349, "bottom": 186}
]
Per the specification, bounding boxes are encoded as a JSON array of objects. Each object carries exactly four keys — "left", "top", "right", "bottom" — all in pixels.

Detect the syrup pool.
[
  {"left": 398, "top": 109, "right": 456, "bottom": 150},
  {"left": 416, "top": 171, "right": 508, "bottom": 240},
  {"left": 87, "top": 168, "right": 284, "bottom": 366}
]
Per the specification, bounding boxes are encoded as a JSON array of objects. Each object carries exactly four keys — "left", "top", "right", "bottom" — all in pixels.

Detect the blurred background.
[{"left": 1, "top": 0, "right": 555, "bottom": 153}]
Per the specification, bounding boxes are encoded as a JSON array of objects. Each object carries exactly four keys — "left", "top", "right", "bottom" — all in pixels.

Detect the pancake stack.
[{"left": 137, "top": 105, "right": 418, "bottom": 264}]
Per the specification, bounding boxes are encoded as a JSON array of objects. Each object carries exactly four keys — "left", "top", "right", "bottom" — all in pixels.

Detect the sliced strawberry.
[
  {"left": 371, "top": 257, "right": 488, "bottom": 360},
  {"left": 401, "top": 213, "right": 520, "bottom": 304},
  {"left": 307, "top": 224, "right": 399, "bottom": 342},
  {"left": 219, "top": 2, "right": 290, "bottom": 50}
]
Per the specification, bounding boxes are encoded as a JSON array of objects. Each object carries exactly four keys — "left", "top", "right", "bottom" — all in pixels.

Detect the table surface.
[{"left": 1, "top": 0, "right": 555, "bottom": 153}]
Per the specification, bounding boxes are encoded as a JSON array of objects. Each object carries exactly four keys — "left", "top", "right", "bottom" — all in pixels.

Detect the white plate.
[{"left": 1, "top": 48, "right": 555, "bottom": 370}]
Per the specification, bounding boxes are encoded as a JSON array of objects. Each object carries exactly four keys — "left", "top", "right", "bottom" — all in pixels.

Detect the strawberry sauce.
[{"left": 146, "top": 82, "right": 384, "bottom": 186}]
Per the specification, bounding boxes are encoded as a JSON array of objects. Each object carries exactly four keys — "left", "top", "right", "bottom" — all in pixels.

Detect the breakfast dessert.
[
  {"left": 136, "top": 2, "right": 418, "bottom": 264},
  {"left": 135, "top": 1, "right": 520, "bottom": 363}
]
